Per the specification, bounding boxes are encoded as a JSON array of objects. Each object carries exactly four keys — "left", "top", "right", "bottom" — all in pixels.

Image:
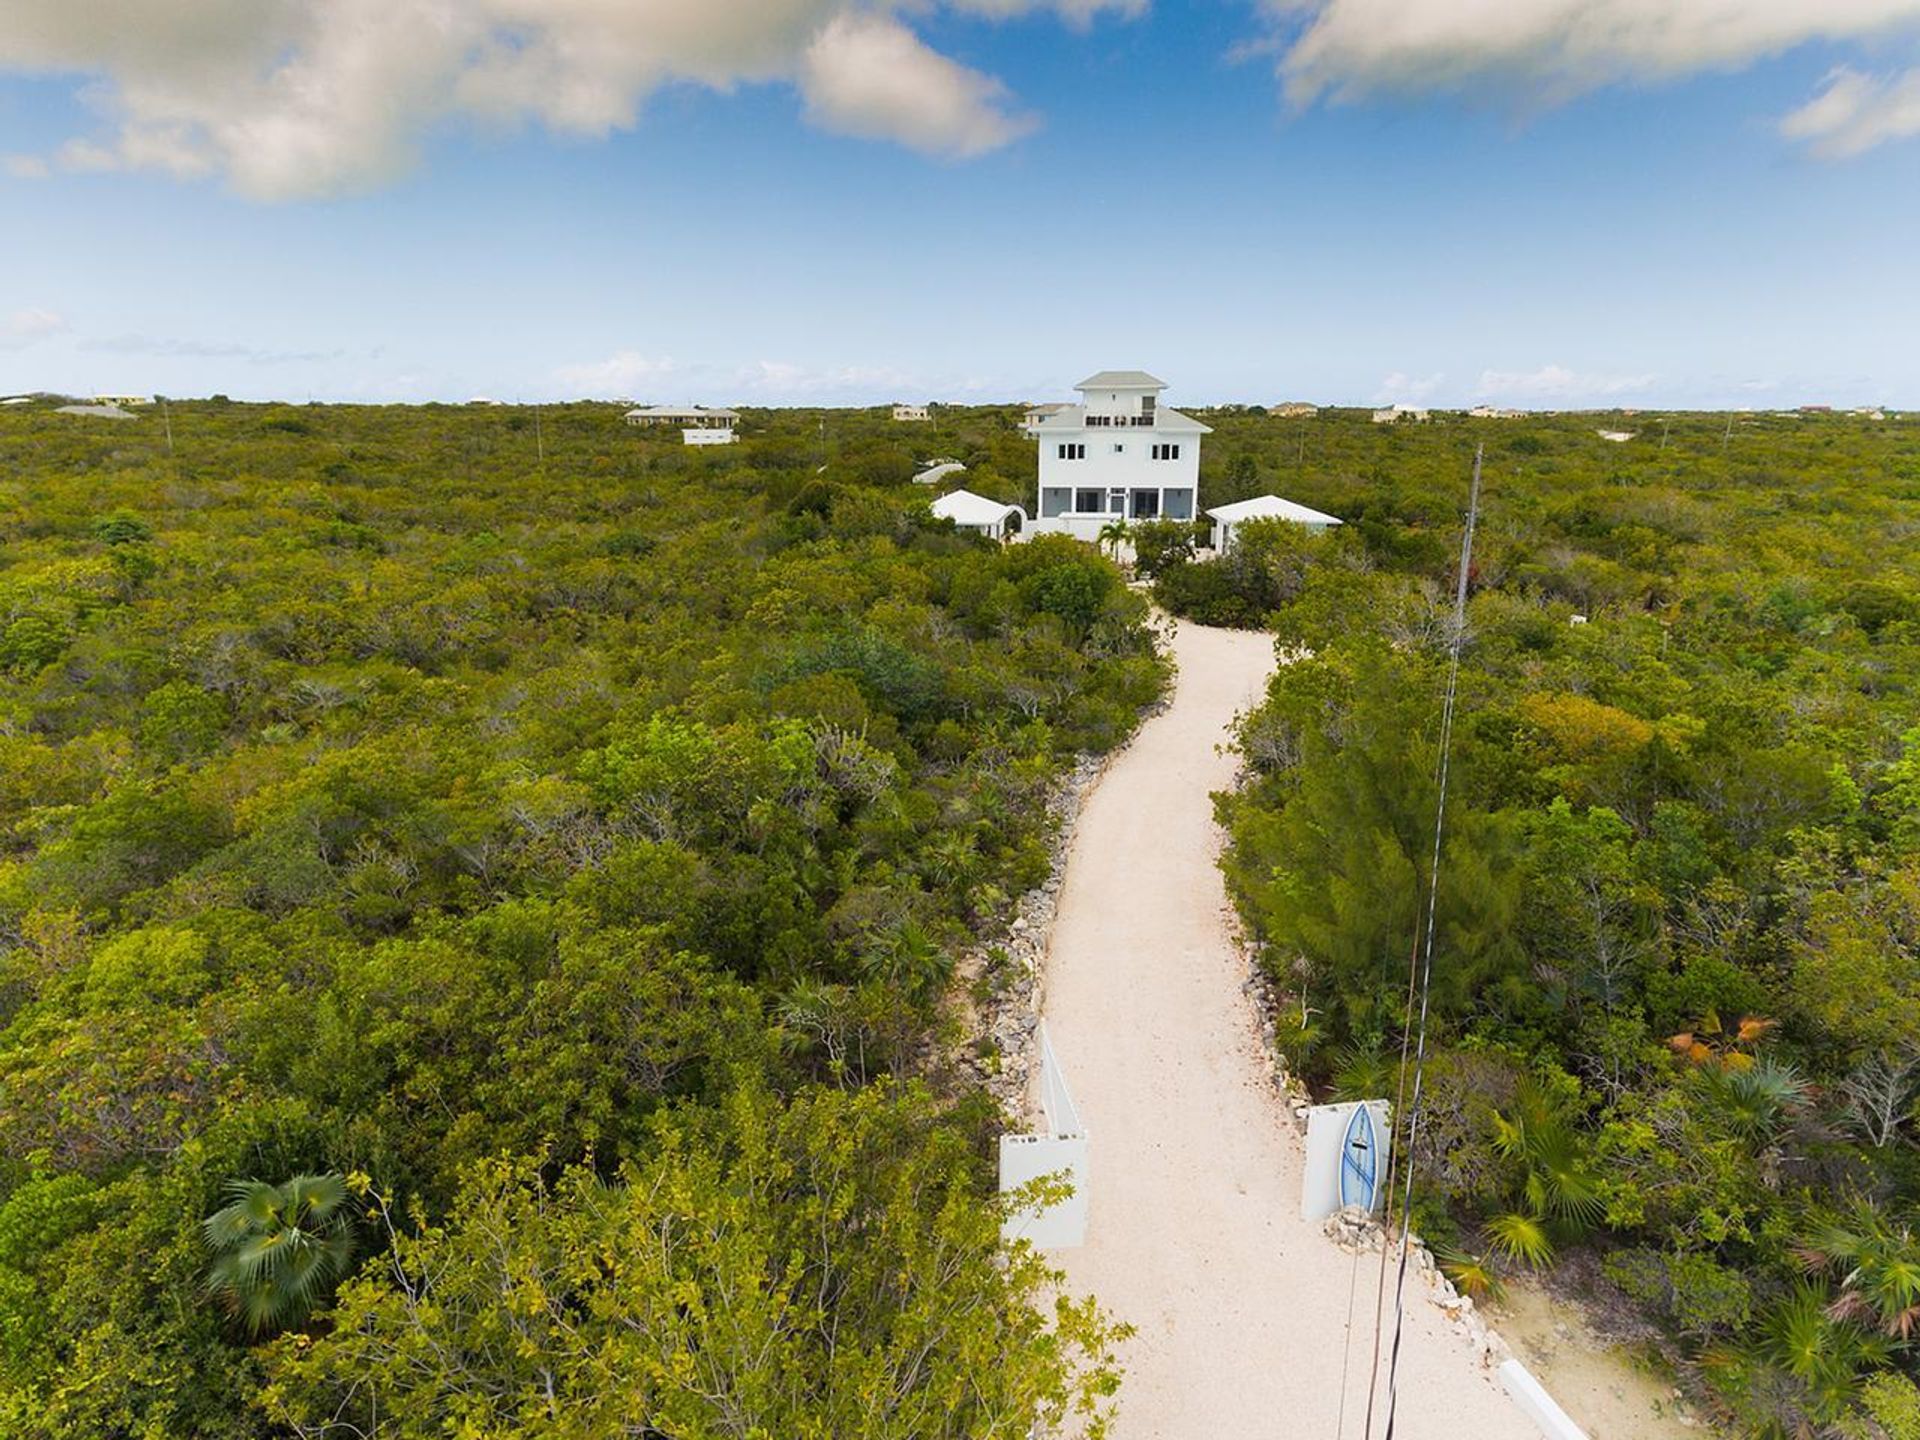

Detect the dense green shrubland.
[
  {"left": 1205, "top": 407, "right": 1920, "bottom": 1436},
  {"left": 0, "top": 400, "right": 1149, "bottom": 1437}
]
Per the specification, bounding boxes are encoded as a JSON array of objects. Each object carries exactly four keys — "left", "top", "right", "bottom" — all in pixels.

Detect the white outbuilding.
[
  {"left": 1206, "top": 494, "right": 1344, "bottom": 550},
  {"left": 892, "top": 403, "right": 932, "bottom": 422},
  {"left": 931, "top": 488, "right": 1027, "bottom": 540}
]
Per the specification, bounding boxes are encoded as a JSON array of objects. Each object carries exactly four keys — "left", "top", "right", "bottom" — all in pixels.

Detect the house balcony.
[{"left": 1082, "top": 414, "right": 1156, "bottom": 428}]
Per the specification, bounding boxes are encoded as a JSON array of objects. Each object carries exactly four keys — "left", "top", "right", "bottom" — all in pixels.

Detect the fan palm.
[
  {"left": 202, "top": 1173, "right": 357, "bottom": 1335},
  {"left": 1799, "top": 1205, "right": 1920, "bottom": 1342}
]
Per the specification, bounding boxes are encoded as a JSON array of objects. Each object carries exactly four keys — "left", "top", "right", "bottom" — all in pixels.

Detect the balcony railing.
[{"left": 1083, "top": 414, "right": 1156, "bottom": 427}]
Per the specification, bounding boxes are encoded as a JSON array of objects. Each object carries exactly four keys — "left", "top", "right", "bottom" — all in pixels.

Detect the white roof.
[
  {"left": 913, "top": 460, "right": 967, "bottom": 485},
  {"left": 1034, "top": 404, "right": 1212, "bottom": 435},
  {"left": 931, "top": 489, "right": 1022, "bottom": 526},
  {"left": 1206, "top": 494, "right": 1344, "bottom": 527},
  {"left": 1075, "top": 370, "right": 1167, "bottom": 391}
]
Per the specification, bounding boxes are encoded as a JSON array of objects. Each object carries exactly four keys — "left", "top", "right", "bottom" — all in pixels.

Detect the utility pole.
[
  {"left": 534, "top": 404, "right": 545, "bottom": 465},
  {"left": 162, "top": 399, "right": 175, "bottom": 458}
]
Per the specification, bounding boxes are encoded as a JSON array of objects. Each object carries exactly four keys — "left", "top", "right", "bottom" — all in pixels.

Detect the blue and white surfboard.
[{"left": 1339, "top": 1104, "right": 1380, "bottom": 1211}]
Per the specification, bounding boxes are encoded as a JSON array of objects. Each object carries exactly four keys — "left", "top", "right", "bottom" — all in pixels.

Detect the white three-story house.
[{"left": 1032, "top": 370, "right": 1209, "bottom": 539}]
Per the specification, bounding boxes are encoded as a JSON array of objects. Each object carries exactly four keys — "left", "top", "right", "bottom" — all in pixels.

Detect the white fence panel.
[{"left": 1301, "top": 1099, "right": 1391, "bottom": 1222}]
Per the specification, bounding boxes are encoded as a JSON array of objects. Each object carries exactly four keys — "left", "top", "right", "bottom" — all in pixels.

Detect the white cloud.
[
  {"left": 80, "top": 333, "right": 344, "bottom": 364},
  {"left": 1372, "top": 369, "right": 1443, "bottom": 404},
  {"left": 1781, "top": 64, "right": 1920, "bottom": 155},
  {"left": 0, "top": 0, "right": 1120, "bottom": 199},
  {"left": 800, "top": 13, "right": 1037, "bottom": 157},
  {"left": 1, "top": 308, "right": 68, "bottom": 349},
  {"left": 553, "top": 350, "right": 681, "bottom": 398},
  {"left": 2, "top": 153, "right": 49, "bottom": 179},
  {"left": 551, "top": 350, "right": 1019, "bottom": 404},
  {"left": 1261, "top": 0, "right": 1920, "bottom": 153},
  {"left": 1475, "top": 363, "right": 1656, "bottom": 402},
  {"left": 1268, "top": 0, "right": 1920, "bottom": 103}
]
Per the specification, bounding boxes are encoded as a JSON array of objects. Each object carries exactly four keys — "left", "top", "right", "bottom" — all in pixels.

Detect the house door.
[{"left": 1129, "top": 489, "right": 1160, "bottom": 520}]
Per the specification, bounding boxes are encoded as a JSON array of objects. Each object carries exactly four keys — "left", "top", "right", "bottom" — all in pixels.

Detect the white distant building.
[
  {"left": 893, "top": 403, "right": 932, "bottom": 422},
  {"left": 92, "top": 394, "right": 153, "bottom": 408},
  {"left": 1596, "top": 429, "right": 1635, "bottom": 443},
  {"left": 1206, "top": 494, "right": 1344, "bottom": 550},
  {"left": 931, "top": 488, "right": 1026, "bottom": 540},
  {"left": 624, "top": 405, "right": 739, "bottom": 445},
  {"left": 1468, "top": 404, "right": 1520, "bottom": 419},
  {"left": 1033, "top": 371, "right": 1209, "bottom": 540},
  {"left": 1021, "top": 402, "right": 1071, "bottom": 435},
  {"left": 1372, "top": 404, "right": 1428, "bottom": 424},
  {"left": 1273, "top": 402, "right": 1319, "bottom": 418}
]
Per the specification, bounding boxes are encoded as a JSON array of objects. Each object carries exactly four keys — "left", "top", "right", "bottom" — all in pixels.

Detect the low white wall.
[{"left": 1499, "top": 1358, "right": 1591, "bottom": 1440}]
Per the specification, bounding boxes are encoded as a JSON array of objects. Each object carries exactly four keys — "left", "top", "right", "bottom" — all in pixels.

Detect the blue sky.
[{"left": 3, "top": 0, "right": 1919, "bottom": 408}]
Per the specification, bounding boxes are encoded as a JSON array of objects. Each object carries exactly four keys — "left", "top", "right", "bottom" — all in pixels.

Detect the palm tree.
[
  {"left": 1482, "top": 1078, "right": 1603, "bottom": 1269},
  {"left": 203, "top": 1172, "right": 357, "bottom": 1335},
  {"left": 1703, "top": 1058, "right": 1811, "bottom": 1147},
  {"left": 1799, "top": 1205, "right": 1920, "bottom": 1341},
  {"left": 1095, "top": 518, "right": 1130, "bottom": 561}
]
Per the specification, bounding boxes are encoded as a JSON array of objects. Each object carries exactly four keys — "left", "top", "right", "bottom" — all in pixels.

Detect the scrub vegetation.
[
  {"left": 1204, "top": 406, "right": 1920, "bottom": 1438},
  {"left": 0, "top": 399, "right": 1154, "bottom": 1438}
]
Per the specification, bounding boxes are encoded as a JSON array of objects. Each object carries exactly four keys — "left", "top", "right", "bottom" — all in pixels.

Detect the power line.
[{"left": 1364, "top": 444, "right": 1483, "bottom": 1440}]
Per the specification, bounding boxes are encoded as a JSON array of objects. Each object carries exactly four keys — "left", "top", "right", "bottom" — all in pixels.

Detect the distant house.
[
  {"left": 1799, "top": 405, "right": 1834, "bottom": 414},
  {"left": 624, "top": 405, "right": 739, "bottom": 445},
  {"left": 1468, "top": 404, "right": 1520, "bottom": 419},
  {"left": 931, "top": 489, "right": 1026, "bottom": 540},
  {"left": 1595, "top": 429, "right": 1635, "bottom": 443},
  {"left": 467, "top": 396, "right": 505, "bottom": 406},
  {"left": 892, "top": 403, "right": 932, "bottom": 422},
  {"left": 1372, "top": 404, "right": 1428, "bottom": 424},
  {"left": 93, "top": 394, "right": 152, "bottom": 407},
  {"left": 913, "top": 459, "right": 966, "bottom": 486},
  {"left": 1033, "top": 370, "right": 1209, "bottom": 539},
  {"left": 1206, "top": 494, "right": 1343, "bottom": 550},
  {"left": 1021, "top": 402, "right": 1070, "bottom": 436},
  {"left": 1272, "top": 402, "right": 1319, "bottom": 418}
]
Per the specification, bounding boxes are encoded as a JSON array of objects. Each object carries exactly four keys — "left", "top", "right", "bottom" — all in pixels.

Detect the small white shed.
[
  {"left": 1206, "top": 494, "right": 1343, "bottom": 549},
  {"left": 931, "top": 488, "right": 1027, "bottom": 540}
]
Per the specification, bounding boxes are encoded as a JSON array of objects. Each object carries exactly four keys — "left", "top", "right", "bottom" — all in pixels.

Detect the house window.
[
  {"left": 1113, "top": 442, "right": 1125, "bottom": 453},
  {"left": 1108, "top": 488, "right": 1125, "bottom": 512},
  {"left": 1074, "top": 489, "right": 1104, "bottom": 513},
  {"left": 1151, "top": 443, "right": 1181, "bottom": 461},
  {"left": 1130, "top": 490, "right": 1160, "bottom": 519},
  {"left": 1057, "top": 443, "right": 1085, "bottom": 460},
  {"left": 1041, "top": 488, "right": 1070, "bottom": 517},
  {"left": 1142, "top": 394, "right": 1156, "bottom": 421}
]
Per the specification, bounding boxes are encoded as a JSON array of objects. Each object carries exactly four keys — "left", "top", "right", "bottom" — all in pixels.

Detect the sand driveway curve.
[{"left": 1039, "top": 618, "right": 1535, "bottom": 1440}]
